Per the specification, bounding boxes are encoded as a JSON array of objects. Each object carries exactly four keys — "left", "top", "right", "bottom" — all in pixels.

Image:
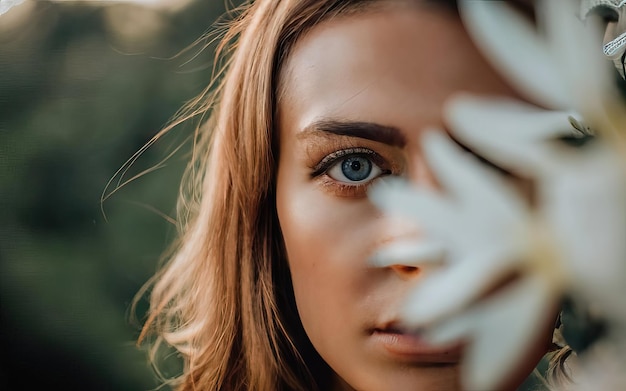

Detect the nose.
[
  {"left": 372, "top": 152, "right": 443, "bottom": 280},
  {"left": 406, "top": 149, "right": 441, "bottom": 191},
  {"left": 389, "top": 264, "right": 422, "bottom": 279},
  {"left": 371, "top": 216, "right": 436, "bottom": 279}
]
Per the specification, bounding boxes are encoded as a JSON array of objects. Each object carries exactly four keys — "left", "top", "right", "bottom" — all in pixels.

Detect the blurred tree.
[{"left": 0, "top": 1, "right": 237, "bottom": 389}]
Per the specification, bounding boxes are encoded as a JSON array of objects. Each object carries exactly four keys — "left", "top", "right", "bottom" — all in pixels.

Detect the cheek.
[
  {"left": 276, "top": 178, "right": 378, "bottom": 306},
  {"left": 275, "top": 167, "right": 382, "bottom": 348}
]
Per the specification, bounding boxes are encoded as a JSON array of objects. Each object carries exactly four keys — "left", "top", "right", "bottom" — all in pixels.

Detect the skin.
[{"left": 275, "top": 1, "right": 547, "bottom": 390}]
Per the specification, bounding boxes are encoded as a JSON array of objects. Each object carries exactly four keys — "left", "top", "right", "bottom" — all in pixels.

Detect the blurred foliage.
[{"left": 0, "top": 1, "right": 235, "bottom": 389}]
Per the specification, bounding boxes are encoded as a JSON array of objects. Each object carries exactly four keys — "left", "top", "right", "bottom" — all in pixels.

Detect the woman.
[{"left": 138, "top": 0, "right": 552, "bottom": 390}]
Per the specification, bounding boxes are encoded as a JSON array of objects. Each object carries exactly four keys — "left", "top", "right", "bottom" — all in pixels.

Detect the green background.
[{"left": 1, "top": 1, "right": 229, "bottom": 389}]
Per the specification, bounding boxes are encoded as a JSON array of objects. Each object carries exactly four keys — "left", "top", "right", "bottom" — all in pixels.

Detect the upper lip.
[{"left": 372, "top": 320, "right": 420, "bottom": 335}]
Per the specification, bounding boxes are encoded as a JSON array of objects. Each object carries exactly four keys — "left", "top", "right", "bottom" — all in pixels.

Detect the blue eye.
[
  {"left": 342, "top": 156, "right": 371, "bottom": 181},
  {"left": 328, "top": 154, "right": 383, "bottom": 183}
]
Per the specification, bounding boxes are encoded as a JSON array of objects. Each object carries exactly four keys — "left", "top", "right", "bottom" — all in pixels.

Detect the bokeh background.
[
  {"left": 0, "top": 1, "right": 546, "bottom": 390},
  {"left": 0, "top": 0, "right": 235, "bottom": 389}
]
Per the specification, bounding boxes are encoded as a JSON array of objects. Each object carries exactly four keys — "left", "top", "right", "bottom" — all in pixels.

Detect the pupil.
[{"left": 341, "top": 156, "right": 372, "bottom": 181}]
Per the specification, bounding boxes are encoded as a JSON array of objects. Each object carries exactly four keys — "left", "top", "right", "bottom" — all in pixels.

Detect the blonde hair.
[{"left": 137, "top": 1, "right": 379, "bottom": 390}]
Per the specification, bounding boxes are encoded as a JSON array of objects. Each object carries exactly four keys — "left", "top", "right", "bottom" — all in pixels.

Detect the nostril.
[{"left": 390, "top": 265, "right": 421, "bottom": 276}]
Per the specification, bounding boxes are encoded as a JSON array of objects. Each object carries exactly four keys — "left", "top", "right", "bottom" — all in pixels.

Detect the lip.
[{"left": 369, "top": 325, "right": 463, "bottom": 364}]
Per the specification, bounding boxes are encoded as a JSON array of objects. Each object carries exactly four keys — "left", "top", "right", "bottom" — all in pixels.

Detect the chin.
[{"left": 332, "top": 362, "right": 461, "bottom": 391}]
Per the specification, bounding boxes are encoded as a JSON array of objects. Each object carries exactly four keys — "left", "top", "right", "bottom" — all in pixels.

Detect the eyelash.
[{"left": 311, "top": 147, "right": 392, "bottom": 196}]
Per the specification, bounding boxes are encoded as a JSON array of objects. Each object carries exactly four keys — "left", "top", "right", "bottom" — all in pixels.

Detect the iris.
[{"left": 341, "top": 156, "right": 372, "bottom": 181}]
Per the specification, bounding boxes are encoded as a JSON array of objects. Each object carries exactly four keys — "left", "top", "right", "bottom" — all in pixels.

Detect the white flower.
[
  {"left": 370, "top": 127, "right": 564, "bottom": 390},
  {"left": 0, "top": 0, "right": 26, "bottom": 17},
  {"left": 369, "top": 0, "right": 626, "bottom": 389},
  {"left": 454, "top": 0, "right": 626, "bottom": 330}
]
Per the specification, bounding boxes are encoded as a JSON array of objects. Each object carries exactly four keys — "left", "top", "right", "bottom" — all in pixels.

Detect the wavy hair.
[{"left": 137, "top": 1, "right": 380, "bottom": 390}]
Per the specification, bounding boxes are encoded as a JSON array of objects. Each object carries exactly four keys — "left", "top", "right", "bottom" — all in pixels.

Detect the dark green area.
[{"left": 0, "top": 1, "right": 231, "bottom": 389}]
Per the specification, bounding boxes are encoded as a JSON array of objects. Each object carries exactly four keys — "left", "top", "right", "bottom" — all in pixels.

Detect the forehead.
[{"left": 277, "top": 1, "right": 516, "bottom": 136}]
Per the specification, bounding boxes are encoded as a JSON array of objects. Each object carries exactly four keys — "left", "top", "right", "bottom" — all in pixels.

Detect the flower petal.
[
  {"left": 368, "top": 240, "right": 445, "bottom": 268},
  {"left": 445, "top": 94, "right": 579, "bottom": 140},
  {"left": 368, "top": 178, "right": 458, "bottom": 239},
  {"left": 444, "top": 96, "right": 567, "bottom": 176},
  {"left": 402, "top": 247, "right": 519, "bottom": 326},
  {"left": 423, "top": 277, "right": 555, "bottom": 390},
  {"left": 540, "top": 0, "right": 612, "bottom": 118},
  {"left": 458, "top": 0, "right": 570, "bottom": 108},
  {"left": 424, "top": 310, "right": 475, "bottom": 346},
  {"left": 421, "top": 129, "right": 529, "bottom": 211},
  {"left": 463, "top": 277, "right": 556, "bottom": 391}
]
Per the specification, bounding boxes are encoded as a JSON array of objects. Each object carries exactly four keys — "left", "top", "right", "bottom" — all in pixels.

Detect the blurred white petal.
[
  {"left": 368, "top": 240, "right": 445, "bottom": 268},
  {"left": 0, "top": 0, "right": 25, "bottom": 16},
  {"left": 403, "top": 248, "right": 519, "bottom": 326},
  {"left": 541, "top": 149, "right": 626, "bottom": 325},
  {"left": 445, "top": 95, "right": 580, "bottom": 140},
  {"left": 444, "top": 96, "right": 574, "bottom": 175},
  {"left": 370, "top": 1, "right": 626, "bottom": 389},
  {"left": 425, "top": 309, "right": 475, "bottom": 346},
  {"left": 458, "top": 0, "right": 570, "bottom": 108},
  {"left": 424, "top": 278, "right": 555, "bottom": 390},
  {"left": 422, "top": 130, "right": 526, "bottom": 208},
  {"left": 540, "top": 0, "right": 611, "bottom": 118},
  {"left": 370, "top": 135, "right": 529, "bottom": 266},
  {"left": 369, "top": 178, "right": 458, "bottom": 239},
  {"left": 462, "top": 277, "right": 556, "bottom": 391}
]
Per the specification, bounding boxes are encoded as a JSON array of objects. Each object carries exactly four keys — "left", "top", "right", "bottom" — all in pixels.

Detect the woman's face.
[{"left": 276, "top": 1, "right": 536, "bottom": 390}]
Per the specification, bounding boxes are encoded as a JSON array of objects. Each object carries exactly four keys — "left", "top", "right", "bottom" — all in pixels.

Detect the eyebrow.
[{"left": 298, "top": 119, "right": 406, "bottom": 147}]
